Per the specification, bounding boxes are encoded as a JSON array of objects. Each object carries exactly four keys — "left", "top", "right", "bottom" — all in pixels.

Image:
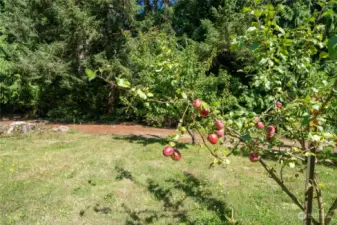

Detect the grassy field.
[{"left": 0, "top": 132, "right": 336, "bottom": 225}]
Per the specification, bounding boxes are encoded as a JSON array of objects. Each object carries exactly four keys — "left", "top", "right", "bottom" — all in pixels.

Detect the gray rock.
[
  {"left": 6, "top": 121, "right": 36, "bottom": 134},
  {"left": 0, "top": 125, "right": 9, "bottom": 134},
  {"left": 52, "top": 126, "right": 69, "bottom": 133}
]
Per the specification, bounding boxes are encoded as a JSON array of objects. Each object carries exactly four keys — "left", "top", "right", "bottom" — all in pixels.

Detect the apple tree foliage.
[{"left": 87, "top": 1, "right": 337, "bottom": 224}]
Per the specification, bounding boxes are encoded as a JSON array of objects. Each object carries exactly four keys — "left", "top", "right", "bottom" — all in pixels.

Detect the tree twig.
[
  {"left": 259, "top": 159, "right": 304, "bottom": 211},
  {"left": 191, "top": 112, "right": 223, "bottom": 162},
  {"left": 325, "top": 197, "right": 337, "bottom": 225}
]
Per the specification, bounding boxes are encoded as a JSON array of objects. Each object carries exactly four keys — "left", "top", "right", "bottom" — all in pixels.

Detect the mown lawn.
[{"left": 0, "top": 132, "right": 336, "bottom": 225}]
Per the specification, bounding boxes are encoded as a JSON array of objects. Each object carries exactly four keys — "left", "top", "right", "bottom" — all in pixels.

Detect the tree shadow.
[
  {"left": 122, "top": 204, "right": 189, "bottom": 225},
  {"left": 115, "top": 167, "right": 232, "bottom": 224},
  {"left": 166, "top": 171, "right": 230, "bottom": 222},
  {"left": 112, "top": 135, "right": 189, "bottom": 149},
  {"left": 115, "top": 166, "right": 135, "bottom": 182}
]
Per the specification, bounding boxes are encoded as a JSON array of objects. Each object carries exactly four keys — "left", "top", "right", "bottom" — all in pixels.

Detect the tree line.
[{"left": 0, "top": 0, "right": 336, "bottom": 127}]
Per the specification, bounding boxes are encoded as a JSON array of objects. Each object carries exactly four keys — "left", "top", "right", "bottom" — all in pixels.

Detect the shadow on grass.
[
  {"left": 114, "top": 167, "right": 233, "bottom": 225},
  {"left": 112, "top": 135, "right": 189, "bottom": 149}
]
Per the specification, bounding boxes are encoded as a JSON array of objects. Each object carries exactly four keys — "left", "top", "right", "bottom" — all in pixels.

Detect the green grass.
[{"left": 0, "top": 132, "right": 336, "bottom": 225}]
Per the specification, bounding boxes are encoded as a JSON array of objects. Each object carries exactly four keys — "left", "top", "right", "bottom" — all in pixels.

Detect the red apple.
[
  {"left": 249, "top": 152, "right": 260, "bottom": 162},
  {"left": 216, "top": 129, "right": 224, "bottom": 137},
  {"left": 255, "top": 122, "right": 264, "bottom": 129},
  {"left": 193, "top": 99, "right": 202, "bottom": 108},
  {"left": 163, "top": 146, "right": 175, "bottom": 157},
  {"left": 276, "top": 101, "right": 283, "bottom": 109},
  {"left": 208, "top": 134, "right": 218, "bottom": 144},
  {"left": 171, "top": 150, "right": 181, "bottom": 161},
  {"left": 215, "top": 120, "right": 224, "bottom": 130},
  {"left": 199, "top": 108, "right": 210, "bottom": 117},
  {"left": 266, "top": 125, "right": 275, "bottom": 136}
]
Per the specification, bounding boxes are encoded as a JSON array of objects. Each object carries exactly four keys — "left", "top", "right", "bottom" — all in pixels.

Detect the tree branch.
[
  {"left": 259, "top": 159, "right": 304, "bottom": 211},
  {"left": 313, "top": 178, "right": 324, "bottom": 225},
  {"left": 191, "top": 113, "right": 223, "bottom": 162},
  {"left": 325, "top": 197, "right": 337, "bottom": 225}
]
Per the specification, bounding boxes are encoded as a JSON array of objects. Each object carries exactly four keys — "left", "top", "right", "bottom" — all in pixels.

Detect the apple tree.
[
  {"left": 87, "top": 1, "right": 337, "bottom": 224},
  {"left": 159, "top": 2, "right": 337, "bottom": 224}
]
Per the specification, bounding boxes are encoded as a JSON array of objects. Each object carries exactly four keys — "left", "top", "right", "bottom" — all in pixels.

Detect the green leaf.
[
  {"left": 247, "top": 27, "right": 257, "bottom": 32},
  {"left": 249, "top": 42, "right": 259, "bottom": 50},
  {"left": 243, "top": 7, "right": 251, "bottom": 13},
  {"left": 253, "top": 10, "right": 262, "bottom": 18},
  {"left": 322, "top": 9, "right": 334, "bottom": 17},
  {"left": 289, "top": 162, "right": 296, "bottom": 168},
  {"left": 301, "top": 116, "right": 310, "bottom": 127},
  {"left": 136, "top": 89, "right": 147, "bottom": 99},
  {"left": 173, "top": 134, "right": 181, "bottom": 141},
  {"left": 116, "top": 78, "right": 131, "bottom": 88},
  {"left": 240, "top": 134, "right": 251, "bottom": 142},
  {"left": 147, "top": 93, "right": 154, "bottom": 97},
  {"left": 169, "top": 141, "right": 176, "bottom": 147},
  {"left": 86, "top": 69, "right": 96, "bottom": 81},
  {"left": 319, "top": 51, "right": 329, "bottom": 59},
  {"left": 328, "top": 35, "right": 337, "bottom": 59},
  {"left": 311, "top": 135, "right": 321, "bottom": 142}
]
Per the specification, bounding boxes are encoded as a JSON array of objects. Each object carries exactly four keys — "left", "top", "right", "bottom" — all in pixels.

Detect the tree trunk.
[
  {"left": 144, "top": 0, "right": 151, "bottom": 12},
  {"left": 107, "top": 85, "right": 117, "bottom": 115},
  {"left": 304, "top": 143, "right": 316, "bottom": 225}
]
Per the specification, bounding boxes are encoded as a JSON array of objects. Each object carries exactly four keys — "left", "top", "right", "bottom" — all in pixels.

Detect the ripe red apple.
[
  {"left": 208, "top": 134, "right": 218, "bottom": 144},
  {"left": 163, "top": 146, "right": 175, "bottom": 157},
  {"left": 171, "top": 150, "right": 181, "bottom": 161},
  {"left": 193, "top": 99, "right": 202, "bottom": 108},
  {"left": 255, "top": 122, "right": 264, "bottom": 129},
  {"left": 266, "top": 125, "right": 275, "bottom": 136},
  {"left": 249, "top": 152, "right": 260, "bottom": 162},
  {"left": 215, "top": 120, "right": 224, "bottom": 130},
  {"left": 216, "top": 129, "right": 224, "bottom": 137},
  {"left": 276, "top": 101, "right": 283, "bottom": 109},
  {"left": 199, "top": 108, "right": 210, "bottom": 117}
]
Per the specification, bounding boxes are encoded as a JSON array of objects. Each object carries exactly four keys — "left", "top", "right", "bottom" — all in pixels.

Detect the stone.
[
  {"left": 6, "top": 122, "right": 36, "bottom": 134},
  {"left": 52, "top": 126, "right": 69, "bottom": 133}
]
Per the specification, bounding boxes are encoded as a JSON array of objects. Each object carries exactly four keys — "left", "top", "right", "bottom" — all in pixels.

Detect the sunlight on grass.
[{"left": 0, "top": 133, "right": 336, "bottom": 225}]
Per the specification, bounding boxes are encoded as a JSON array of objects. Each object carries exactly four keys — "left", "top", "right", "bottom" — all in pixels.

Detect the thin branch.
[
  {"left": 312, "top": 85, "right": 336, "bottom": 121},
  {"left": 259, "top": 159, "right": 304, "bottom": 211},
  {"left": 325, "top": 197, "right": 337, "bottom": 225},
  {"left": 280, "top": 164, "right": 286, "bottom": 183},
  {"left": 191, "top": 113, "right": 223, "bottom": 162},
  {"left": 225, "top": 140, "right": 241, "bottom": 158},
  {"left": 179, "top": 104, "right": 190, "bottom": 126}
]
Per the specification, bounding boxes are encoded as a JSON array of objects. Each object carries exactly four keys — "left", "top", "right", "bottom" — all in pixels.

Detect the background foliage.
[{"left": 1, "top": 0, "right": 337, "bottom": 127}]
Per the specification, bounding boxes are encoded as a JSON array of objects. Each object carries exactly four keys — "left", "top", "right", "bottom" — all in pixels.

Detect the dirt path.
[
  {"left": 1, "top": 120, "right": 336, "bottom": 152},
  {"left": 0, "top": 120, "right": 194, "bottom": 143}
]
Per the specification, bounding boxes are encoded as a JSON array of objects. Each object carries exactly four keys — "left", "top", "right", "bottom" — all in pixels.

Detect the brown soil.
[
  {"left": 1, "top": 120, "right": 336, "bottom": 152},
  {"left": 0, "top": 120, "right": 195, "bottom": 143}
]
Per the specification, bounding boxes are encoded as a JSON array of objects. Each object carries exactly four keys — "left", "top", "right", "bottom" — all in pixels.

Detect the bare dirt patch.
[{"left": 0, "top": 120, "right": 195, "bottom": 143}]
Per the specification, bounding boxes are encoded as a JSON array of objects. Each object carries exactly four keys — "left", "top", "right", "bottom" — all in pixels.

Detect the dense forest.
[{"left": 1, "top": 0, "right": 337, "bottom": 127}]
